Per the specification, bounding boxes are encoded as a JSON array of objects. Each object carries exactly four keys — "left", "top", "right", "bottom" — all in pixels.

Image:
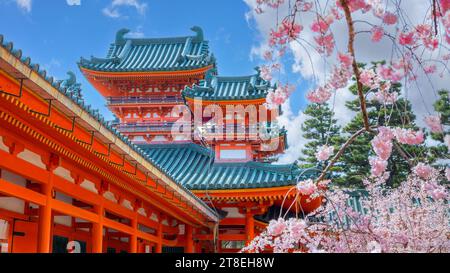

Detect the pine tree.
[
  {"left": 429, "top": 89, "right": 450, "bottom": 163},
  {"left": 335, "top": 62, "right": 429, "bottom": 188},
  {"left": 299, "top": 103, "right": 342, "bottom": 175}
]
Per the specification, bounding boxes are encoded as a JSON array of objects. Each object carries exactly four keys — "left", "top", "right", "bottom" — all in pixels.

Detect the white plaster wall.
[
  {"left": 0, "top": 169, "right": 26, "bottom": 214},
  {"left": 103, "top": 191, "right": 117, "bottom": 203},
  {"left": 80, "top": 179, "right": 98, "bottom": 194},
  {"left": 0, "top": 137, "right": 9, "bottom": 152},
  {"left": 53, "top": 166, "right": 74, "bottom": 183},
  {"left": 222, "top": 207, "right": 245, "bottom": 218},
  {"left": 17, "top": 149, "right": 46, "bottom": 169},
  {"left": 54, "top": 215, "right": 72, "bottom": 227}
]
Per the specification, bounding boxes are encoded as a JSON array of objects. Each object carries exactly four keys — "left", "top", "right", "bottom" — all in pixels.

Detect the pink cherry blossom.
[
  {"left": 296, "top": 179, "right": 318, "bottom": 195},
  {"left": 315, "top": 145, "right": 334, "bottom": 161},
  {"left": 382, "top": 12, "right": 398, "bottom": 25},
  {"left": 306, "top": 86, "right": 332, "bottom": 103},
  {"left": 415, "top": 24, "right": 432, "bottom": 38},
  {"left": 378, "top": 126, "right": 395, "bottom": 140},
  {"left": 263, "top": 50, "right": 273, "bottom": 61},
  {"left": 423, "top": 64, "right": 437, "bottom": 74},
  {"left": 244, "top": 172, "right": 449, "bottom": 253},
  {"left": 424, "top": 181, "right": 447, "bottom": 200},
  {"left": 371, "top": 26, "right": 384, "bottom": 42},
  {"left": 371, "top": 132, "right": 393, "bottom": 160},
  {"left": 398, "top": 31, "right": 416, "bottom": 46},
  {"left": 360, "top": 68, "right": 380, "bottom": 89},
  {"left": 328, "top": 66, "right": 353, "bottom": 89},
  {"left": 267, "top": 218, "right": 287, "bottom": 237},
  {"left": 376, "top": 64, "right": 394, "bottom": 81},
  {"left": 442, "top": 0, "right": 450, "bottom": 14},
  {"left": 369, "top": 157, "right": 388, "bottom": 177},
  {"left": 265, "top": 83, "right": 294, "bottom": 108},
  {"left": 314, "top": 33, "right": 335, "bottom": 56},
  {"left": 311, "top": 17, "right": 331, "bottom": 33},
  {"left": 247, "top": 0, "right": 450, "bottom": 254},
  {"left": 424, "top": 115, "right": 443, "bottom": 133},
  {"left": 260, "top": 65, "right": 272, "bottom": 81},
  {"left": 374, "top": 90, "right": 398, "bottom": 105},
  {"left": 269, "top": 19, "right": 303, "bottom": 46},
  {"left": 393, "top": 128, "right": 425, "bottom": 145},
  {"left": 423, "top": 37, "right": 439, "bottom": 50},
  {"left": 413, "top": 163, "right": 435, "bottom": 180},
  {"left": 338, "top": 52, "right": 353, "bottom": 67}
]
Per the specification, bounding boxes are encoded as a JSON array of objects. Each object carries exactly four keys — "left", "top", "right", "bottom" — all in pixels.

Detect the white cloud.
[
  {"left": 102, "top": 7, "right": 121, "bottom": 18},
  {"left": 103, "top": 0, "right": 147, "bottom": 19},
  {"left": 66, "top": 0, "right": 81, "bottom": 6},
  {"left": 244, "top": 0, "right": 449, "bottom": 164},
  {"left": 127, "top": 26, "right": 145, "bottom": 38},
  {"left": 276, "top": 99, "right": 309, "bottom": 164},
  {"left": 15, "top": 0, "right": 31, "bottom": 12}
]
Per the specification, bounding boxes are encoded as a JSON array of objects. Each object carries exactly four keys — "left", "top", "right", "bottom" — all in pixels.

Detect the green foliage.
[
  {"left": 334, "top": 63, "right": 429, "bottom": 188},
  {"left": 429, "top": 90, "right": 450, "bottom": 163},
  {"left": 298, "top": 103, "right": 342, "bottom": 175}
]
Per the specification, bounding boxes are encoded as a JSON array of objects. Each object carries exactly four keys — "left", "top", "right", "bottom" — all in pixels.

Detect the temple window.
[{"left": 219, "top": 149, "right": 247, "bottom": 160}]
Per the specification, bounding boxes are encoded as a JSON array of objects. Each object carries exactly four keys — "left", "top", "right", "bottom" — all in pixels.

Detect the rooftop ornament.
[{"left": 61, "top": 71, "right": 83, "bottom": 103}]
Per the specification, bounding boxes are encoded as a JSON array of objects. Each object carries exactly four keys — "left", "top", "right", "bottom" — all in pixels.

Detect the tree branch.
[
  {"left": 393, "top": 141, "right": 414, "bottom": 168},
  {"left": 340, "top": 0, "right": 372, "bottom": 132},
  {"left": 316, "top": 128, "right": 367, "bottom": 182}
]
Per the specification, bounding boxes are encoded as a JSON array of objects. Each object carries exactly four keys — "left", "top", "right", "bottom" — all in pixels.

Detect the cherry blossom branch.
[
  {"left": 339, "top": 0, "right": 372, "bottom": 132},
  {"left": 392, "top": 141, "right": 414, "bottom": 167},
  {"left": 316, "top": 127, "right": 367, "bottom": 182}
]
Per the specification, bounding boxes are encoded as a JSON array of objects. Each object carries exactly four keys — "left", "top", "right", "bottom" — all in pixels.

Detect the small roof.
[
  {"left": 141, "top": 143, "right": 316, "bottom": 190},
  {"left": 78, "top": 27, "right": 215, "bottom": 73},
  {"left": 182, "top": 69, "right": 272, "bottom": 101}
]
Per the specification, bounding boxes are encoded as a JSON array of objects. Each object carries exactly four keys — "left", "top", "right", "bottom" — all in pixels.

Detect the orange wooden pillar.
[
  {"left": 91, "top": 204, "right": 103, "bottom": 253},
  {"left": 245, "top": 210, "right": 255, "bottom": 245},
  {"left": 185, "top": 225, "right": 194, "bottom": 253},
  {"left": 156, "top": 220, "right": 163, "bottom": 253},
  {"left": 195, "top": 241, "right": 202, "bottom": 253},
  {"left": 37, "top": 169, "right": 55, "bottom": 253},
  {"left": 130, "top": 214, "right": 138, "bottom": 253}
]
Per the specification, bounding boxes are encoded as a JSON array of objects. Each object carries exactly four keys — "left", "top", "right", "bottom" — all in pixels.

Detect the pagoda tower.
[
  {"left": 79, "top": 27, "right": 216, "bottom": 144},
  {"left": 183, "top": 71, "right": 287, "bottom": 162},
  {"left": 79, "top": 28, "right": 321, "bottom": 253}
]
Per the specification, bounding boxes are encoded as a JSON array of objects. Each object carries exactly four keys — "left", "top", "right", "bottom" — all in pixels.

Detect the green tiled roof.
[
  {"left": 182, "top": 68, "right": 272, "bottom": 101},
  {"left": 0, "top": 34, "right": 219, "bottom": 220},
  {"left": 78, "top": 27, "right": 215, "bottom": 72},
  {"left": 141, "top": 143, "right": 316, "bottom": 190}
]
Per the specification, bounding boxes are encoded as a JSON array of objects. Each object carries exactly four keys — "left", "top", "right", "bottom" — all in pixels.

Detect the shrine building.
[{"left": 0, "top": 27, "right": 321, "bottom": 253}]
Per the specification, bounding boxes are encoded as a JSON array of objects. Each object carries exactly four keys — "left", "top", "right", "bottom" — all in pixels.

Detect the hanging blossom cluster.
[
  {"left": 259, "top": 0, "right": 450, "bottom": 108},
  {"left": 242, "top": 172, "right": 449, "bottom": 253},
  {"left": 424, "top": 115, "right": 444, "bottom": 133},
  {"left": 359, "top": 55, "right": 417, "bottom": 105},
  {"left": 315, "top": 145, "right": 334, "bottom": 161},
  {"left": 369, "top": 126, "right": 426, "bottom": 177},
  {"left": 305, "top": 53, "right": 353, "bottom": 104},
  {"left": 249, "top": 0, "right": 450, "bottom": 253},
  {"left": 265, "top": 83, "right": 295, "bottom": 109}
]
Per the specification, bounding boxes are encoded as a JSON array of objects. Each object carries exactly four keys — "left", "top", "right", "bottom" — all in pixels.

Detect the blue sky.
[{"left": 0, "top": 0, "right": 308, "bottom": 121}]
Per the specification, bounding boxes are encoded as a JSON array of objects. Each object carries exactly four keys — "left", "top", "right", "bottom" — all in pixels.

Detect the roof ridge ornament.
[
  {"left": 191, "top": 26, "right": 204, "bottom": 41},
  {"left": 62, "top": 71, "right": 83, "bottom": 102},
  {"left": 116, "top": 28, "right": 130, "bottom": 44}
]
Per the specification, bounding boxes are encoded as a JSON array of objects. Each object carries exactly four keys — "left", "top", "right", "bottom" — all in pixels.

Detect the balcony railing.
[
  {"left": 107, "top": 96, "right": 183, "bottom": 105},
  {"left": 115, "top": 122, "right": 190, "bottom": 133},
  {"left": 114, "top": 122, "right": 283, "bottom": 138}
]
